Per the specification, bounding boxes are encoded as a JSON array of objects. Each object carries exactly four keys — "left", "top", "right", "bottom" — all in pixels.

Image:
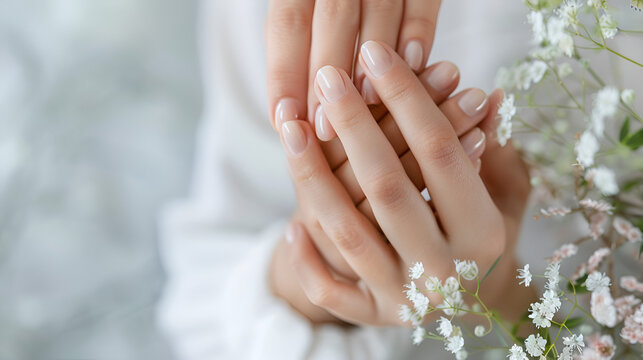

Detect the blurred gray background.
[{"left": 0, "top": 0, "right": 201, "bottom": 358}]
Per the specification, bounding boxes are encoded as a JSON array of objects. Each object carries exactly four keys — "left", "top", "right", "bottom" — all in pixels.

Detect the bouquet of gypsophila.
[{"left": 398, "top": 1, "right": 643, "bottom": 359}]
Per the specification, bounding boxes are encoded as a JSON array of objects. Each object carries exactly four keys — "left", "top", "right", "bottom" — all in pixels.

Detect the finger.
[
  {"left": 308, "top": 0, "right": 360, "bottom": 138},
  {"left": 397, "top": 0, "right": 441, "bottom": 72},
  {"left": 358, "top": 41, "right": 502, "bottom": 251},
  {"left": 266, "top": 0, "right": 315, "bottom": 130},
  {"left": 314, "top": 65, "right": 448, "bottom": 262},
  {"left": 286, "top": 222, "right": 375, "bottom": 324},
  {"left": 355, "top": 0, "right": 404, "bottom": 105},
  {"left": 322, "top": 61, "right": 461, "bottom": 165},
  {"left": 279, "top": 120, "right": 397, "bottom": 289},
  {"left": 336, "top": 126, "right": 486, "bottom": 205}
]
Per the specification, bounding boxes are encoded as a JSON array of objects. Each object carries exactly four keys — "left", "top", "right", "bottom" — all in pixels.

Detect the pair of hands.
[
  {"left": 265, "top": 0, "right": 535, "bottom": 326},
  {"left": 270, "top": 40, "right": 534, "bottom": 326}
]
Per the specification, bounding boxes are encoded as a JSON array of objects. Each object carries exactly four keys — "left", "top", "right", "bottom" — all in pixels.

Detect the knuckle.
[
  {"left": 329, "top": 219, "right": 366, "bottom": 255},
  {"left": 363, "top": 0, "right": 400, "bottom": 13},
  {"left": 417, "top": 131, "right": 460, "bottom": 169},
  {"left": 380, "top": 77, "right": 417, "bottom": 105},
  {"left": 293, "top": 161, "right": 324, "bottom": 187},
  {"left": 269, "top": 6, "right": 311, "bottom": 34},
  {"left": 403, "top": 15, "right": 437, "bottom": 34},
  {"left": 318, "top": 0, "right": 359, "bottom": 21},
  {"left": 307, "top": 281, "right": 336, "bottom": 308},
  {"left": 365, "top": 171, "right": 408, "bottom": 209}
]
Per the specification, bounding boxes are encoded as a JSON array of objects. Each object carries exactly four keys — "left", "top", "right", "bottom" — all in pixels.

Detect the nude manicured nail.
[
  {"left": 425, "top": 62, "right": 459, "bottom": 92},
  {"left": 275, "top": 98, "right": 300, "bottom": 129},
  {"left": 458, "top": 89, "right": 488, "bottom": 117},
  {"left": 285, "top": 223, "right": 299, "bottom": 244},
  {"left": 316, "top": 66, "right": 346, "bottom": 103},
  {"left": 361, "top": 77, "right": 380, "bottom": 104},
  {"left": 281, "top": 121, "right": 308, "bottom": 155},
  {"left": 404, "top": 40, "right": 423, "bottom": 72},
  {"left": 461, "top": 127, "right": 486, "bottom": 156},
  {"left": 360, "top": 41, "right": 392, "bottom": 78},
  {"left": 315, "top": 105, "right": 334, "bottom": 141}
]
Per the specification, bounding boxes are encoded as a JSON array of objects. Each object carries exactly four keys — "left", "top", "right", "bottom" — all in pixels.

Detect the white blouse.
[{"left": 156, "top": 1, "right": 641, "bottom": 359}]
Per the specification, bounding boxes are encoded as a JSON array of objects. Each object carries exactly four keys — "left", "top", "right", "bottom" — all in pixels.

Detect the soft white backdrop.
[{"left": 0, "top": 0, "right": 201, "bottom": 358}]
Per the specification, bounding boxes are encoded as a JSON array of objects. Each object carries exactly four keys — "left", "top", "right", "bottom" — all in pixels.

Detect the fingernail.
[
  {"left": 361, "top": 77, "right": 380, "bottom": 104},
  {"left": 461, "top": 127, "right": 486, "bottom": 156},
  {"left": 404, "top": 40, "right": 423, "bottom": 72},
  {"left": 275, "top": 98, "right": 300, "bottom": 129},
  {"left": 458, "top": 89, "right": 488, "bottom": 117},
  {"left": 360, "top": 41, "right": 392, "bottom": 78},
  {"left": 316, "top": 66, "right": 346, "bottom": 103},
  {"left": 281, "top": 121, "right": 308, "bottom": 155},
  {"left": 315, "top": 105, "right": 335, "bottom": 141},
  {"left": 425, "top": 62, "right": 459, "bottom": 92},
  {"left": 285, "top": 223, "right": 299, "bottom": 244},
  {"left": 475, "top": 159, "right": 482, "bottom": 173}
]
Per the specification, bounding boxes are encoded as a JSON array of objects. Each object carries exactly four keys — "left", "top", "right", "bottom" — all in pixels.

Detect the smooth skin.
[
  {"left": 270, "top": 41, "right": 536, "bottom": 325},
  {"left": 266, "top": 0, "right": 441, "bottom": 141}
]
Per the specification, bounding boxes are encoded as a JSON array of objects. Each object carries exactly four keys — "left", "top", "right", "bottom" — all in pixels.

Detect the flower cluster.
[{"left": 399, "top": 1, "right": 642, "bottom": 358}]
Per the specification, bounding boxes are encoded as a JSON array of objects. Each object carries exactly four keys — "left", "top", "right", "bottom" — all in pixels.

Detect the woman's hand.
[
  {"left": 266, "top": 0, "right": 441, "bottom": 138},
  {"left": 271, "top": 41, "right": 534, "bottom": 326},
  {"left": 290, "top": 61, "right": 499, "bottom": 284}
]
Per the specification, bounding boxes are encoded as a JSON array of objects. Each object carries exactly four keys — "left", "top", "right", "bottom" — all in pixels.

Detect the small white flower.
[
  {"left": 563, "top": 334, "right": 584, "bottom": 354},
  {"left": 517, "top": 264, "right": 532, "bottom": 287},
  {"left": 445, "top": 335, "right": 464, "bottom": 354},
  {"left": 474, "top": 325, "right": 485, "bottom": 337},
  {"left": 437, "top": 316, "right": 453, "bottom": 337},
  {"left": 558, "top": 33, "right": 574, "bottom": 57},
  {"left": 587, "top": 0, "right": 605, "bottom": 8},
  {"left": 545, "top": 262, "right": 560, "bottom": 291},
  {"left": 507, "top": 344, "right": 528, "bottom": 360},
  {"left": 585, "top": 271, "right": 611, "bottom": 292},
  {"left": 412, "top": 292, "right": 430, "bottom": 315},
  {"left": 547, "top": 16, "right": 567, "bottom": 46},
  {"left": 525, "top": 334, "right": 547, "bottom": 357},
  {"left": 409, "top": 262, "right": 424, "bottom": 280},
  {"left": 557, "top": 1, "right": 580, "bottom": 28},
  {"left": 398, "top": 304, "right": 413, "bottom": 323},
  {"left": 443, "top": 276, "right": 460, "bottom": 296},
  {"left": 591, "top": 288, "right": 617, "bottom": 327},
  {"left": 599, "top": 14, "right": 618, "bottom": 39},
  {"left": 454, "top": 259, "right": 479, "bottom": 281},
  {"left": 557, "top": 62, "right": 573, "bottom": 77},
  {"left": 497, "top": 120, "right": 512, "bottom": 147},
  {"left": 425, "top": 276, "right": 441, "bottom": 292},
  {"left": 529, "top": 301, "right": 554, "bottom": 328},
  {"left": 594, "top": 87, "right": 620, "bottom": 119},
  {"left": 405, "top": 281, "right": 419, "bottom": 300},
  {"left": 529, "top": 60, "right": 548, "bottom": 84},
  {"left": 455, "top": 349, "right": 468, "bottom": 360},
  {"left": 527, "top": 11, "right": 547, "bottom": 43},
  {"left": 621, "top": 89, "right": 635, "bottom": 106},
  {"left": 499, "top": 94, "right": 516, "bottom": 123},
  {"left": 576, "top": 131, "right": 599, "bottom": 168},
  {"left": 412, "top": 326, "right": 426, "bottom": 345},
  {"left": 586, "top": 166, "right": 619, "bottom": 196}
]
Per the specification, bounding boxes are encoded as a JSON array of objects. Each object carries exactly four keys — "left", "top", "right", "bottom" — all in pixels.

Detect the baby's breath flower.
[
  {"left": 425, "top": 276, "right": 441, "bottom": 292},
  {"left": 587, "top": 247, "right": 610, "bottom": 272},
  {"left": 589, "top": 212, "right": 609, "bottom": 240},
  {"left": 557, "top": 1, "right": 580, "bottom": 28},
  {"left": 527, "top": 11, "right": 547, "bottom": 43},
  {"left": 507, "top": 344, "right": 528, "bottom": 360},
  {"left": 437, "top": 316, "right": 453, "bottom": 337},
  {"left": 579, "top": 198, "right": 614, "bottom": 213},
  {"left": 525, "top": 334, "right": 547, "bottom": 357},
  {"left": 621, "top": 89, "right": 635, "bottom": 105},
  {"left": 398, "top": 304, "right": 414, "bottom": 323},
  {"left": 499, "top": 94, "right": 516, "bottom": 123},
  {"left": 412, "top": 293, "right": 430, "bottom": 315},
  {"left": 591, "top": 288, "right": 617, "bottom": 327},
  {"left": 599, "top": 14, "right": 618, "bottom": 39},
  {"left": 517, "top": 264, "right": 533, "bottom": 287},
  {"left": 545, "top": 262, "right": 560, "bottom": 291},
  {"left": 550, "top": 243, "right": 578, "bottom": 263},
  {"left": 540, "top": 206, "right": 571, "bottom": 217},
  {"left": 409, "top": 262, "right": 424, "bottom": 280},
  {"left": 586, "top": 166, "right": 619, "bottom": 196},
  {"left": 454, "top": 260, "right": 479, "bottom": 281},
  {"left": 620, "top": 276, "right": 643, "bottom": 292},
  {"left": 563, "top": 334, "right": 585, "bottom": 354},
  {"left": 443, "top": 276, "right": 460, "bottom": 296},
  {"left": 497, "top": 120, "right": 512, "bottom": 147},
  {"left": 445, "top": 334, "right": 464, "bottom": 354},
  {"left": 576, "top": 131, "right": 599, "bottom": 168},
  {"left": 585, "top": 271, "right": 611, "bottom": 292},
  {"left": 613, "top": 216, "right": 642, "bottom": 242},
  {"left": 587, "top": 0, "right": 605, "bottom": 8},
  {"left": 455, "top": 349, "right": 468, "bottom": 360},
  {"left": 529, "top": 60, "right": 548, "bottom": 84},
  {"left": 412, "top": 326, "right": 426, "bottom": 345},
  {"left": 621, "top": 305, "right": 643, "bottom": 344},
  {"left": 557, "top": 62, "right": 573, "bottom": 77},
  {"left": 474, "top": 325, "right": 485, "bottom": 337},
  {"left": 558, "top": 33, "right": 574, "bottom": 57}
]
